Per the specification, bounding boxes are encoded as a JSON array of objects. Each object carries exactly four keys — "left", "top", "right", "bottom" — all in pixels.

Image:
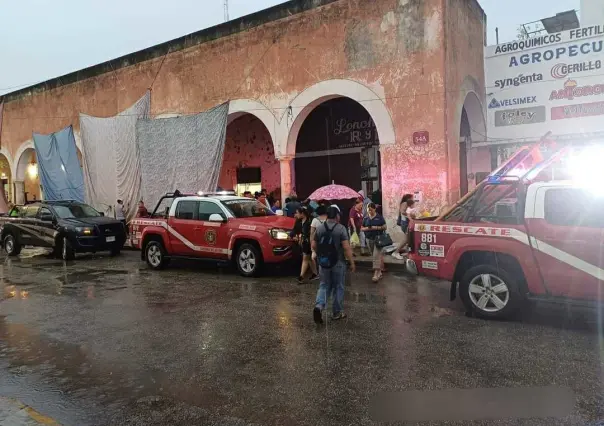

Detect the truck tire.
[
  {"left": 4, "top": 234, "right": 21, "bottom": 256},
  {"left": 62, "top": 236, "right": 76, "bottom": 261},
  {"left": 459, "top": 264, "right": 523, "bottom": 320},
  {"left": 235, "top": 243, "right": 263, "bottom": 277},
  {"left": 145, "top": 240, "right": 167, "bottom": 270}
]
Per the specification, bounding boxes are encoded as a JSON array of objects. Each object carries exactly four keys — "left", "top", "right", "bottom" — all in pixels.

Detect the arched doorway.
[
  {"left": 16, "top": 147, "right": 41, "bottom": 203},
  {"left": 0, "top": 153, "right": 12, "bottom": 204},
  {"left": 219, "top": 113, "right": 280, "bottom": 203},
  {"left": 293, "top": 97, "right": 381, "bottom": 203},
  {"left": 459, "top": 92, "right": 487, "bottom": 196}
]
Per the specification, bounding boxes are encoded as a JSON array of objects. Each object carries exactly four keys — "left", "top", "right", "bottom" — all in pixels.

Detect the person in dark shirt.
[
  {"left": 361, "top": 202, "right": 387, "bottom": 282},
  {"left": 284, "top": 194, "right": 301, "bottom": 218}
]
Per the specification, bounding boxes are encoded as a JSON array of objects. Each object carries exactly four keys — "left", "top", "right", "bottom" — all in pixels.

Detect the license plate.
[{"left": 106, "top": 236, "right": 116, "bottom": 242}]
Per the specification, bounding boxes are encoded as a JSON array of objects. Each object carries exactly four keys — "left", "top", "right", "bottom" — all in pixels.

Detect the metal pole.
[
  {"left": 224, "top": 0, "right": 229, "bottom": 22},
  {"left": 495, "top": 27, "right": 499, "bottom": 44}
]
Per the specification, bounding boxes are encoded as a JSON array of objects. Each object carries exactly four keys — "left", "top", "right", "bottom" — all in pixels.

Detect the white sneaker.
[{"left": 392, "top": 252, "right": 404, "bottom": 260}]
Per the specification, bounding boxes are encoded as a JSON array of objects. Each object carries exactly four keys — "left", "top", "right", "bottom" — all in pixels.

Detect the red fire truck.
[
  {"left": 406, "top": 142, "right": 604, "bottom": 319},
  {"left": 130, "top": 191, "right": 297, "bottom": 276}
]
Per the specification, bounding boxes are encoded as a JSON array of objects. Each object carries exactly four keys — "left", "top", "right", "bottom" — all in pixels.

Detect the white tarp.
[
  {"left": 80, "top": 92, "right": 150, "bottom": 220},
  {"left": 136, "top": 102, "right": 229, "bottom": 206}
]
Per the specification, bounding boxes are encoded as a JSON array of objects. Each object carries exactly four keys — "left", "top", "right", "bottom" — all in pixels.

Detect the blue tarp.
[{"left": 33, "top": 125, "right": 85, "bottom": 202}]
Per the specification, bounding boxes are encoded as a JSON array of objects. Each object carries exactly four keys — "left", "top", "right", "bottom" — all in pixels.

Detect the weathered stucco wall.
[
  {"left": 445, "top": 0, "right": 487, "bottom": 205},
  {"left": 0, "top": 0, "right": 485, "bottom": 220}
]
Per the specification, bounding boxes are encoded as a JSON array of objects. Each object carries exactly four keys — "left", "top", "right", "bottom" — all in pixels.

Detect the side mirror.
[
  {"left": 208, "top": 213, "right": 225, "bottom": 223},
  {"left": 40, "top": 213, "right": 54, "bottom": 222}
]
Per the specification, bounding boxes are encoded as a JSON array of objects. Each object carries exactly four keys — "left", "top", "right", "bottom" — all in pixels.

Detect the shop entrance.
[{"left": 294, "top": 97, "right": 381, "bottom": 201}]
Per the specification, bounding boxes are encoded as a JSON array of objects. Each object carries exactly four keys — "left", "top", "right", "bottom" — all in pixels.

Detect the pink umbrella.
[{"left": 308, "top": 184, "right": 360, "bottom": 201}]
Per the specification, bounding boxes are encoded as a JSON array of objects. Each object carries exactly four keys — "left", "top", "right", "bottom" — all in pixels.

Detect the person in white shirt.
[
  {"left": 115, "top": 199, "right": 127, "bottom": 231},
  {"left": 392, "top": 195, "right": 416, "bottom": 260}
]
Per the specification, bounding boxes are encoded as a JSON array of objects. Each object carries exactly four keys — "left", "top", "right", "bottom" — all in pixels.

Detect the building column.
[
  {"left": 14, "top": 181, "right": 24, "bottom": 205},
  {"left": 279, "top": 156, "right": 295, "bottom": 203}
]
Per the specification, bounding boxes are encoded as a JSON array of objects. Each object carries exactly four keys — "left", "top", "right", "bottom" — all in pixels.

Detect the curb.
[
  {"left": 354, "top": 258, "right": 409, "bottom": 273},
  {"left": 0, "top": 397, "right": 59, "bottom": 425}
]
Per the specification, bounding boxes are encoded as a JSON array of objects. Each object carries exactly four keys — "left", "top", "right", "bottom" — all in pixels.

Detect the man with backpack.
[{"left": 312, "top": 206, "right": 355, "bottom": 323}]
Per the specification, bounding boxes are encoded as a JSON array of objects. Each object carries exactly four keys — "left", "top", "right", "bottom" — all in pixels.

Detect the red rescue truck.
[
  {"left": 130, "top": 191, "right": 297, "bottom": 276},
  {"left": 406, "top": 143, "right": 604, "bottom": 319}
]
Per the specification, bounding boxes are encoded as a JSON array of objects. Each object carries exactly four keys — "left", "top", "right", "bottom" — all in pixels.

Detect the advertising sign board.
[{"left": 485, "top": 25, "right": 604, "bottom": 142}]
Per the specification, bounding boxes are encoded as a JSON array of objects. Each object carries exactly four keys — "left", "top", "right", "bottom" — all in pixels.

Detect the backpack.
[{"left": 317, "top": 222, "right": 339, "bottom": 269}]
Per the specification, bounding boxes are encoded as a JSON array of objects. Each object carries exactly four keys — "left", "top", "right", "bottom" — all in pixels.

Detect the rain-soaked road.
[{"left": 1, "top": 250, "right": 604, "bottom": 425}]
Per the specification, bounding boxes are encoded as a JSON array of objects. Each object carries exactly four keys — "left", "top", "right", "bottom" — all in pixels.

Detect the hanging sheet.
[
  {"left": 80, "top": 92, "right": 150, "bottom": 220},
  {"left": 33, "top": 125, "right": 85, "bottom": 202},
  {"left": 136, "top": 102, "right": 229, "bottom": 207}
]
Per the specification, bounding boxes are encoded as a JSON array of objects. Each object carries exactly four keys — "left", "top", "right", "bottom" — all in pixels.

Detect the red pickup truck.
[
  {"left": 406, "top": 144, "right": 604, "bottom": 319},
  {"left": 130, "top": 192, "right": 296, "bottom": 276}
]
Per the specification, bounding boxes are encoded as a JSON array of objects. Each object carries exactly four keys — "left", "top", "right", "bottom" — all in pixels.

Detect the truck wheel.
[
  {"left": 4, "top": 234, "right": 21, "bottom": 256},
  {"left": 236, "top": 243, "right": 263, "bottom": 277},
  {"left": 62, "top": 236, "right": 75, "bottom": 261},
  {"left": 459, "top": 264, "right": 523, "bottom": 320},
  {"left": 145, "top": 240, "right": 167, "bottom": 270}
]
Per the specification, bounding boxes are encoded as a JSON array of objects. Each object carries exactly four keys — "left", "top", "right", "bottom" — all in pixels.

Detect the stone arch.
[
  {"left": 228, "top": 99, "right": 278, "bottom": 153},
  {"left": 14, "top": 140, "right": 35, "bottom": 181},
  {"left": 455, "top": 76, "right": 487, "bottom": 197},
  {"left": 0, "top": 148, "right": 15, "bottom": 179},
  {"left": 282, "top": 79, "right": 396, "bottom": 156},
  {"left": 455, "top": 76, "right": 486, "bottom": 146}
]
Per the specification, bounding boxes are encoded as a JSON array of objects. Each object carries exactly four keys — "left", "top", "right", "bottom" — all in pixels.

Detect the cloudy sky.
[{"left": 0, "top": 0, "right": 580, "bottom": 95}]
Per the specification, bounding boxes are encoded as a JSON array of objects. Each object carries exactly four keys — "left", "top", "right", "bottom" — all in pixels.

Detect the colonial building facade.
[{"left": 0, "top": 0, "right": 487, "bottom": 227}]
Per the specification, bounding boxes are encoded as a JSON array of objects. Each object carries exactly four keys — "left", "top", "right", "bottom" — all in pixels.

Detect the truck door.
[
  {"left": 20, "top": 205, "right": 41, "bottom": 246},
  {"left": 526, "top": 186, "right": 604, "bottom": 300},
  {"left": 196, "top": 200, "right": 229, "bottom": 260},
  {"left": 169, "top": 200, "right": 199, "bottom": 256}
]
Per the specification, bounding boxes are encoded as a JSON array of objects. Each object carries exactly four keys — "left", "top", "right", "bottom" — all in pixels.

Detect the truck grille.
[{"left": 98, "top": 223, "right": 124, "bottom": 236}]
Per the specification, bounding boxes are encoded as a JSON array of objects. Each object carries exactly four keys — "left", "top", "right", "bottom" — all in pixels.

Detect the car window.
[
  {"left": 221, "top": 199, "right": 273, "bottom": 218},
  {"left": 468, "top": 184, "right": 520, "bottom": 225},
  {"left": 23, "top": 205, "right": 40, "bottom": 218},
  {"left": 198, "top": 201, "right": 225, "bottom": 221},
  {"left": 175, "top": 201, "right": 198, "bottom": 220},
  {"left": 53, "top": 204, "right": 102, "bottom": 219},
  {"left": 545, "top": 188, "right": 604, "bottom": 228},
  {"left": 38, "top": 207, "right": 52, "bottom": 218}
]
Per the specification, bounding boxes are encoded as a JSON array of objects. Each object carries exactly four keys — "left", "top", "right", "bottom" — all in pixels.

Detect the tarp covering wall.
[
  {"left": 33, "top": 125, "right": 85, "bottom": 202},
  {"left": 80, "top": 92, "right": 150, "bottom": 220},
  {"left": 137, "top": 102, "right": 229, "bottom": 207}
]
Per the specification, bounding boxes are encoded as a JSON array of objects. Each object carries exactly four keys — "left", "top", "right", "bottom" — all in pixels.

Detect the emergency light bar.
[{"left": 197, "top": 191, "right": 236, "bottom": 197}]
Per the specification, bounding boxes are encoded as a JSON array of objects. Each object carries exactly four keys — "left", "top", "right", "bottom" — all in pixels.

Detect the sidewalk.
[
  {"left": 353, "top": 248, "right": 408, "bottom": 273},
  {"left": 0, "top": 398, "right": 59, "bottom": 426}
]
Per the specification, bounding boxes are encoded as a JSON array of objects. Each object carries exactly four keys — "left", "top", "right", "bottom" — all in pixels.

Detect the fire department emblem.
[
  {"left": 205, "top": 229, "right": 217, "bottom": 245},
  {"left": 418, "top": 224, "right": 426, "bottom": 232}
]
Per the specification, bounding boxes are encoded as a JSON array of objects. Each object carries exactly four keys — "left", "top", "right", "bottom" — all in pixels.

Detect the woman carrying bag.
[{"left": 361, "top": 202, "right": 390, "bottom": 282}]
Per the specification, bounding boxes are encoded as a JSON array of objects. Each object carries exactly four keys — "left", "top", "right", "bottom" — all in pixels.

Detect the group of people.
[{"left": 286, "top": 191, "right": 418, "bottom": 324}]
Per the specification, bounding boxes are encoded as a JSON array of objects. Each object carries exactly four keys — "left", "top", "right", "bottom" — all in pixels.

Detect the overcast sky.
[{"left": 0, "top": 0, "right": 580, "bottom": 96}]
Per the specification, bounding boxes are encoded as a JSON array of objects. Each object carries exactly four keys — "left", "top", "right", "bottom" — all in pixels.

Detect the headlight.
[
  {"left": 270, "top": 228, "right": 291, "bottom": 240},
  {"left": 75, "top": 227, "right": 94, "bottom": 235}
]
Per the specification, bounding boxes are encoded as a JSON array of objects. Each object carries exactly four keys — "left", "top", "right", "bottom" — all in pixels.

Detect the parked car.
[
  {"left": 130, "top": 191, "right": 297, "bottom": 276},
  {"left": 0, "top": 200, "right": 126, "bottom": 260},
  {"left": 406, "top": 144, "right": 604, "bottom": 319}
]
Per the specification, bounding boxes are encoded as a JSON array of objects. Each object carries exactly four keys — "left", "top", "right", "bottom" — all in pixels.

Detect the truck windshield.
[
  {"left": 53, "top": 204, "right": 102, "bottom": 219},
  {"left": 221, "top": 199, "right": 274, "bottom": 218}
]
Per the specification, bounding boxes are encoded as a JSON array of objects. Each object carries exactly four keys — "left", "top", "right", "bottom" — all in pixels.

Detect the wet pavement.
[{"left": 1, "top": 250, "right": 604, "bottom": 425}]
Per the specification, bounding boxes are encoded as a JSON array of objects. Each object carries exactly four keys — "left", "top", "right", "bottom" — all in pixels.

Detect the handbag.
[
  {"left": 350, "top": 231, "right": 360, "bottom": 247},
  {"left": 375, "top": 232, "right": 393, "bottom": 248}
]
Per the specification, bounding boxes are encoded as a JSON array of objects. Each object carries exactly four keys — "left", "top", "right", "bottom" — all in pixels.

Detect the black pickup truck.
[{"left": 0, "top": 200, "right": 126, "bottom": 260}]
